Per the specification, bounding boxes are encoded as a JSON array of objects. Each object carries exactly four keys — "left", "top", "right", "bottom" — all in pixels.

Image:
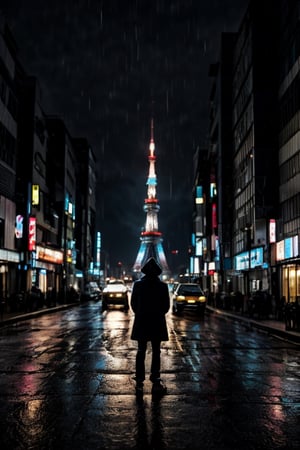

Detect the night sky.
[{"left": 1, "top": 0, "right": 248, "bottom": 274}]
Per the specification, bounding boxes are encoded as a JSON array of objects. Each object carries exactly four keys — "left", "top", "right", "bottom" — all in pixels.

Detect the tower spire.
[
  {"left": 150, "top": 117, "right": 154, "bottom": 143},
  {"left": 133, "top": 119, "right": 170, "bottom": 277}
]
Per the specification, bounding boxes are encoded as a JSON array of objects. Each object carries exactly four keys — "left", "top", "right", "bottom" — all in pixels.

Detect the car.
[
  {"left": 81, "top": 282, "right": 102, "bottom": 302},
  {"left": 172, "top": 283, "right": 207, "bottom": 316},
  {"left": 102, "top": 279, "right": 129, "bottom": 311}
]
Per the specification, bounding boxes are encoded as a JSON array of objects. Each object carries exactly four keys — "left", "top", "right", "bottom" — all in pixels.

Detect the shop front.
[
  {"left": 0, "top": 248, "right": 23, "bottom": 299},
  {"left": 234, "top": 246, "right": 269, "bottom": 297},
  {"left": 33, "top": 245, "right": 64, "bottom": 302},
  {"left": 274, "top": 235, "right": 299, "bottom": 303},
  {"left": 281, "top": 263, "right": 300, "bottom": 302}
]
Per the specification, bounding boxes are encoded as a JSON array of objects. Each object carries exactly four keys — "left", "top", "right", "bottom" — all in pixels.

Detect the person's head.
[{"left": 141, "top": 257, "right": 162, "bottom": 277}]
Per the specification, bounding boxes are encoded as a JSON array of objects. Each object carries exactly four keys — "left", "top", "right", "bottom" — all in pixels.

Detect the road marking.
[{"left": 169, "top": 327, "right": 184, "bottom": 353}]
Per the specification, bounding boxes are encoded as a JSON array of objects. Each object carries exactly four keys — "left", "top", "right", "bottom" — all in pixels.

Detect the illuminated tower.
[{"left": 133, "top": 119, "right": 170, "bottom": 277}]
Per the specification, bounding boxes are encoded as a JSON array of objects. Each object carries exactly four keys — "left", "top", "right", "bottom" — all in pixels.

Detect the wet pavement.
[
  {"left": 1, "top": 300, "right": 299, "bottom": 344},
  {"left": 0, "top": 301, "right": 299, "bottom": 449},
  {"left": 206, "top": 305, "right": 300, "bottom": 344}
]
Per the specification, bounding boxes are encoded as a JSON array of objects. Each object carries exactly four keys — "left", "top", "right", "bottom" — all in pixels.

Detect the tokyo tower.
[{"left": 133, "top": 119, "right": 170, "bottom": 277}]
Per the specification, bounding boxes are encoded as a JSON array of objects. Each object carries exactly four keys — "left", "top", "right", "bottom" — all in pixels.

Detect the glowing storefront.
[
  {"left": 275, "top": 236, "right": 300, "bottom": 303},
  {"left": 33, "top": 245, "right": 64, "bottom": 294}
]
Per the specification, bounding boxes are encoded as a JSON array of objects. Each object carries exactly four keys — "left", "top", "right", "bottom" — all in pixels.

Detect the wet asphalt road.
[{"left": 0, "top": 301, "right": 299, "bottom": 450}]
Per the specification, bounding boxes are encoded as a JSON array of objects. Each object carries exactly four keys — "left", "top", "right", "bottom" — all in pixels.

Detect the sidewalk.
[
  {"left": 0, "top": 302, "right": 79, "bottom": 326},
  {"left": 0, "top": 301, "right": 299, "bottom": 344},
  {"left": 207, "top": 305, "right": 300, "bottom": 344}
]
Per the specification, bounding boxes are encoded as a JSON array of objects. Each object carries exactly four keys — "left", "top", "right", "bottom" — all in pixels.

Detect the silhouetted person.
[{"left": 130, "top": 257, "right": 170, "bottom": 396}]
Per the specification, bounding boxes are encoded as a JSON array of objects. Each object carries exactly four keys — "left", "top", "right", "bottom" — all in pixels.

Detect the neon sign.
[
  {"left": 15, "top": 215, "right": 24, "bottom": 239},
  {"left": 28, "top": 217, "right": 36, "bottom": 251}
]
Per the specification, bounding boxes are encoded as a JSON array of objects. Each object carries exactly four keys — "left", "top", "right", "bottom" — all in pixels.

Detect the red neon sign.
[
  {"left": 28, "top": 217, "right": 36, "bottom": 251},
  {"left": 212, "top": 203, "right": 217, "bottom": 229}
]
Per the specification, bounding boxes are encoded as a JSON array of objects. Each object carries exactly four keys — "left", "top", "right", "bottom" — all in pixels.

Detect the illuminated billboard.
[
  {"left": 235, "top": 247, "right": 264, "bottom": 270},
  {"left": 36, "top": 245, "right": 63, "bottom": 264},
  {"left": 276, "top": 236, "right": 299, "bottom": 261}
]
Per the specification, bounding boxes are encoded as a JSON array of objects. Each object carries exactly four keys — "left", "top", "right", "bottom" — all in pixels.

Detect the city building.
[
  {"left": 230, "top": 1, "right": 279, "bottom": 298},
  {"left": 15, "top": 74, "right": 63, "bottom": 298},
  {"left": 276, "top": 0, "right": 300, "bottom": 303},
  {"left": 72, "top": 137, "right": 98, "bottom": 286},
  {"left": 0, "top": 18, "right": 98, "bottom": 309},
  {"left": 45, "top": 116, "right": 80, "bottom": 297},
  {"left": 196, "top": 0, "right": 300, "bottom": 307},
  {"left": 0, "top": 16, "right": 20, "bottom": 300}
]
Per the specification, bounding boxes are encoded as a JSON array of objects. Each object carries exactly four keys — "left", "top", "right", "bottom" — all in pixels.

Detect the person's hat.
[{"left": 141, "top": 257, "right": 162, "bottom": 276}]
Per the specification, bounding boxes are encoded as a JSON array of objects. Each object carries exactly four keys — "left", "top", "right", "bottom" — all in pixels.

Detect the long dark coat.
[{"left": 130, "top": 273, "right": 170, "bottom": 342}]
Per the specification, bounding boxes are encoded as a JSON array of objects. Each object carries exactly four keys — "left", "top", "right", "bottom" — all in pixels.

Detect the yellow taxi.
[{"left": 172, "top": 283, "right": 206, "bottom": 316}]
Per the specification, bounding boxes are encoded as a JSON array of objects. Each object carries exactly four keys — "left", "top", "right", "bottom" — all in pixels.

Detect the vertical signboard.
[
  {"left": 32, "top": 185, "right": 39, "bottom": 206},
  {"left": 15, "top": 215, "right": 24, "bottom": 239},
  {"left": 28, "top": 217, "right": 36, "bottom": 251},
  {"left": 269, "top": 219, "right": 276, "bottom": 243},
  {"left": 212, "top": 203, "right": 217, "bottom": 229}
]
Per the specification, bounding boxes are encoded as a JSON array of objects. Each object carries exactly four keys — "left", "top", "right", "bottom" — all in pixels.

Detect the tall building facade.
[
  {"left": 193, "top": 33, "right": 236, "bottom": 295},
  {"left": 0, "top": 17, "right": 99, "bottom": 308},
  {"left": 0, "top": 17, "right": 20, "bottom": 299},
  {"left": 72, "top": 137, "right": 98, "bottom": 283},
  {"left": 195, "top": 0, "right": 300, "bottom": 307},
  {"left": 16, "top": 74, "right": 63, "bottom": 296},
  {"left": 133, "top": 120, "right": 170, "bottom": 278},
  {"left": 276, "top": 0, "right": 300, "bottom": 303},
  {"left": 230, "top": 1, "right": 279, "bottom": 296}
]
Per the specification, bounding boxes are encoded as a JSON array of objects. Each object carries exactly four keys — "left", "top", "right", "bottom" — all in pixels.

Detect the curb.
[{"left": 0, "top": 302, "right": 80, "bottom": 327}]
